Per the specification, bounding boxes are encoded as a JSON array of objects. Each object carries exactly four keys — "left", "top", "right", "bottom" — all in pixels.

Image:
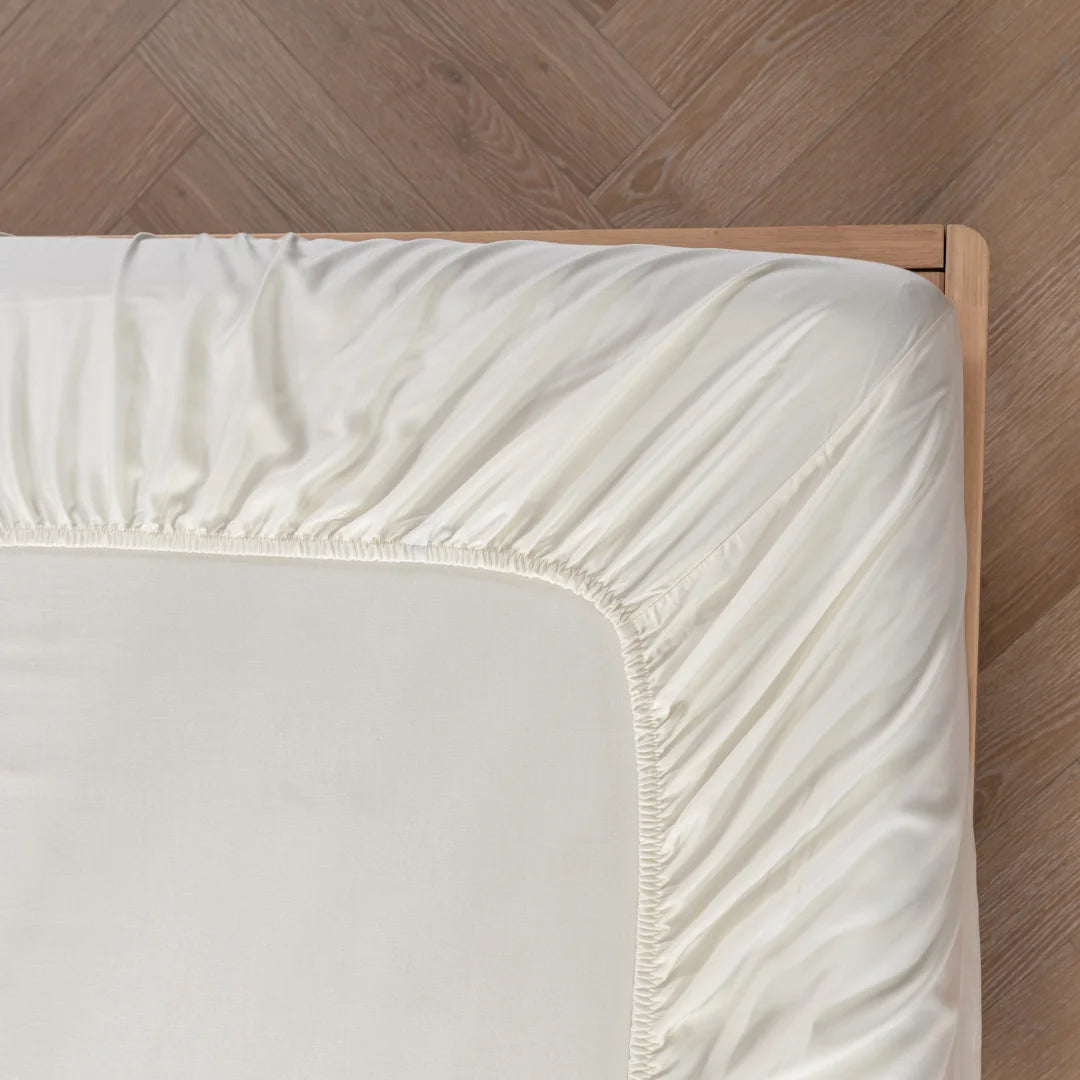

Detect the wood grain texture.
[
  {"left": 592, "top": 0, "right": 949, "bottom": 226},
  {"left": 922, "top": 50, "right": 1080, "bottom": 475},
  {"left": 254, "top": 0, "right": 606, "bottom": 229},
  {"left": 0, "top": 56, "right": 198, "bottom": 233},
  {"left": 979, "top": 405, "right": 1080, "bottom": 671},
  {"left": 407, "top": 0, "right": 670, "bottom": 193},
  {"left": 275, "top": 224, "right": 944, "bottom": 267},
  {"left": 600, "top": 0, "right": 789, "bottom": 106},
  {"left": 983, "top": 938, "right": 1080, "bottom": 1080},
  {"left": 565, "top": 0, "right": 614, "bottom": 23},
  {"left": 138, "top": 0, "right": 443, "bottom": 231},
  {"left": 925, "top": 71, "right": 1080, "bottom": 666},
  {"left": 945, "top": 225, "right": 989, "bottom": 745},
  {"left": 978, "top": 760, "right": 1080, "bottom": 1010},
  {"left": 0, "top": 0, "right": 32, "bottom": 34},
  {"left": 0, "top": 0, "right": 176, "bottom": 189},
  {"left": 736, "top": 0, "right": 1080, "bottom": 225},
  {"left": 919, "top": 47, "right": 1080, "bottom": 229},
  {"left": 124, "top": 136, "right": 292, "bottom": 235},
  {"left": 109, "top": 213, "right": 143, "bottom": 237},
  {"left": 975, "top": 582, "right": 1080, "bottom": 841},
  {"left": 983, "top": 227, "right": 1080, "bottom": 663},
  {"left": 973, "top": 132, "right": 1080, "bottom": 670}
]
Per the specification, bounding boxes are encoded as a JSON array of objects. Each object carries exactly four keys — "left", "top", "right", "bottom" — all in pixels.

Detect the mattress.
[{"left": 0, "top": 236, "right": 979, "bottom": 1079}]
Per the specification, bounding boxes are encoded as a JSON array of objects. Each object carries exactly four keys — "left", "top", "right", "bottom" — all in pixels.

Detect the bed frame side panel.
[{"left": 944, "top": 225, "right": 990, "bottom": 756}]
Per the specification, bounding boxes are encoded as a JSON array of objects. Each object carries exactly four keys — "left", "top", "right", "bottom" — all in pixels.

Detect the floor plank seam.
[
  {"left": 0, "top": 0, "right": 184, "bottom": 210},
  {"left": 731, "top": 1, "right": 962, "bottom": 225},
  {"left": 102, "top": 118, "right": 203, "bottom": 235},
  {"left": 978, "top": 572, "right": 1080, "bottom": 674},
  {"left": 910, "top": 48, "right": 1080, "bottom": 226},
  {"left": 233, "top": 0, "right": 449, "bottom": 229},
  {"left": 977, "top": 753, "right": 1080, "bottom": 850},
  {"left": 0, "top": 0, "right": 34, "bottom": 41}
]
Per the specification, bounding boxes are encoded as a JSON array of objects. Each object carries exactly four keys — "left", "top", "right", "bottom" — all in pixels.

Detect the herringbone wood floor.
[{"left": 1, "top": 1, "right": 1077, "bottom": 1073}]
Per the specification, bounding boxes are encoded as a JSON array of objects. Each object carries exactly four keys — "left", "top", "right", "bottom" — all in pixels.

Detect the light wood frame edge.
[
  {"left": 943, "top": 225, "right": 989, "bottom": 759},
  {"left": 277, "top": 224, "right": 945, "bottom": 269}
]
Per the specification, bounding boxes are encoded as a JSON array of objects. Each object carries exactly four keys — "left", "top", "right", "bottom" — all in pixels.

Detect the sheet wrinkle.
[
  {"left": 631, "top": 306, "right": 954, "bottom": 623},
  {"left": 0, "top": 235, "right": 976, "bottom": 1080},
  {"left": 419, "top": 255, "right": 783, "bottom": 557},
  {"left": 110, "top": 236, "right": 151, "bottom": 524},
  {"left": 586, "top": 305, "right": 832, "bottom": 589},
  {"left": 640, "top": 413, "right": 957, "bottom": 773},
  {"left": 659, "top": 608, "right": 965, "bottom": 933}
]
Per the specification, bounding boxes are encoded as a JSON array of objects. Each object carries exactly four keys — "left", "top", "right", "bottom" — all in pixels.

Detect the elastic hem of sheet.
[{"left": 0, "top": 522, "right": 666, "bottom": 1080}]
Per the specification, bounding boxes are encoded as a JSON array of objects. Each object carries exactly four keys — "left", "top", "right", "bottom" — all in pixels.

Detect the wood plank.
[
  {"left": 0, "top": 0, "right": 31, "bottom": 36},
  {"left": 980, "top": 409, "right": 1080, "bottom": 674},
  {"left": 255, "top": 0, "right": 606, "bottom": 229},
  {"left": 917, "top": 72, "right": 1080, "bottom": 666},
  {"left": 124, "top": 136, "right": 293, "bottom": 235},
  {"left": 259, "top": 225, "right": 944, "bottom": 268},
  {"left": 978, "top": 760, "right": 1080, "bottom": 1009},
  {"left": 922, "top": 50, "right": 1080, "bottom": 430},
  {"left": 405, "top": 0, "right": 670, "bottom": 193},
  {"left": 983, "top": 939, "right": 1080, "bottom": 1080},
  {"left": 109, "top": 213, "right": 143, "bottom": 236},
  {"left": 975, "top": 582, "right": 1080, "bottom": 841},
  {"left": 565, "top": 0, "right": 613, "bottom": 23},
  {"left": 965, "top": 151, "right": 1080, "bottom": 671},
  {"left": 600, "top": 0, "right": 789, "bottom": 106},
  {"left": 945, "top": 225, "right": 988, "bottom": 748},
  {"left": 0, "top": 56, "right": 198, "bottom": 235},
  {"left": 735, "top": 0, "right": 1080, "bottom": 225},
  {"left": 0, "top": 0, "right": 176, "bottom": 190},
  {"left": 918, "top": 270, "right": 945, "bottom": 290},
  {"left": 919, "top": 48, "right": 1080, "bottom": 228},
  {"left": 137, "top": 0, "right": 443, "bottom": 232},
  {"left": 980, "top": 397, "right": 1080, "bottom": 672},
  {"left": 591, "top": 0, "right": 949, "bottom": 227}
]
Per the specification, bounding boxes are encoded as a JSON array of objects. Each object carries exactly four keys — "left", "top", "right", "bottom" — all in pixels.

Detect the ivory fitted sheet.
[{"left": 0, "top": 236, "right": 979, "bottom": 1079}]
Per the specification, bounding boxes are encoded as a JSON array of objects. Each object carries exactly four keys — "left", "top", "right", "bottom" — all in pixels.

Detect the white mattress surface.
[{"left": 0, "top": 236, "right": 979, "bottom": 1079}]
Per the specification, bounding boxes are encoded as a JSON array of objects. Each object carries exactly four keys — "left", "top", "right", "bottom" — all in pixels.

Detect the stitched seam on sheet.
[
  {"left": 0, "top": 526, "right": 665, "bottom": 1080},
  {"left": 631, "top": 307, "right": 954, "bottom": 622}
]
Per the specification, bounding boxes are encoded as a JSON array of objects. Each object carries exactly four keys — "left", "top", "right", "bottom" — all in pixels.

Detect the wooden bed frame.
[{"left": 255, "top": 225, "right": 989, "bottom": 754}]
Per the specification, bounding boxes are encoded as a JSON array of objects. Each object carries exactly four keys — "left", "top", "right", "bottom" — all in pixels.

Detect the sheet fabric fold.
[{"left": 0, "top": 235, "right": 978, "bottom": 1079}]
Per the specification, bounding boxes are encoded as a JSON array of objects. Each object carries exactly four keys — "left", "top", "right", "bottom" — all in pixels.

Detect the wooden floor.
[{"left": 0, "top": 1, "right": 1075, "bottom": 1073}]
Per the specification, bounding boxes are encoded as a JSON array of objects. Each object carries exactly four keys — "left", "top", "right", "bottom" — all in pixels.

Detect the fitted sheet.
[{"left": 0, "top": 235, "right": 979, "bottom": 1079}]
